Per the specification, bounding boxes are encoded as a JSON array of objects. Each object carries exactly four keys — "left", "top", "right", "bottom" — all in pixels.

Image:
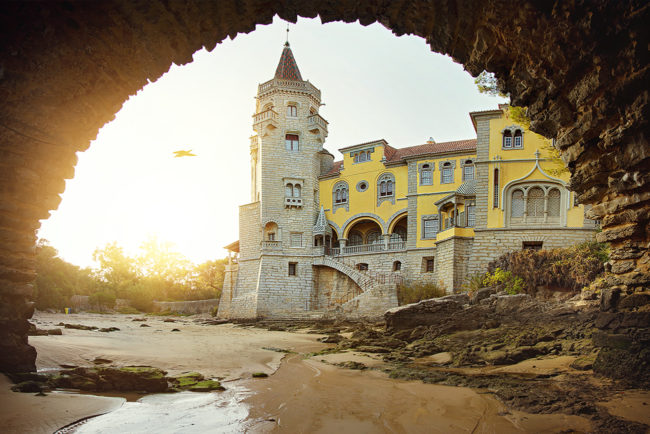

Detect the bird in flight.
[{"left": 173, "top": 150, "right": 197, "bottom": 158}]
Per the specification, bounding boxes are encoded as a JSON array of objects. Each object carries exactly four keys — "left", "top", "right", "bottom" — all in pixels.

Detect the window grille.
[
  {"left": 425, "top": 258, "right": 434, "bottom": 273},
  {"left": 348, "top": 231, "right": 363, "bottom": 246},
  {"left": 547, "top": 189, "right": 561, "bottom": 216},
  {"left": 366, "top": 231, "right": 381, "bottom": 244},
  {"left": 423, "top": 218, "right": 439, "bottom": 238},
  {"left": 493, "top": 169, "right": 499, "bottom": 207},
  {"left": 442, "top": 164, "right": 453, "bottom": 183},
  {"left": 503, "top": 131, "right": 513, "bottom": 148},
  {"left": 467, "top": 205, "right": 476, "bottom": 227},
  {"left": 421, "top": 169, "right": 433, "bottom": 185},
  {"left": 527, "top": 187, "right": 544, "bottom": 217},
  {"left": 463, "top": 165, "right": 474, "bottom": 181},
  {"left": 514, "top": 130, "right": 523, "bottom": 148},
  {"left": 288, "top": 262, "right": 297, "bottom": 276},
  {"left": 511, "top": 190, "right": 524, "bottom": 218}
]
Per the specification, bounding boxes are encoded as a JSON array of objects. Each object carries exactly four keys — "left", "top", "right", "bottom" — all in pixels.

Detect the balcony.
[
  {"left": 321, "top": 241, "right": 406, "bottom": 257},
  {"left": 252, "top": 108, "right": 278, "bottom": 129},
  {"left": 261, "top": 240, "right": 281, "bottom": 250},
  {"left": 285, "top": 197, "right": 303, "bottom": 208},
  {"left": 308, "top": 113, "right": 328, "bottom": 134}
]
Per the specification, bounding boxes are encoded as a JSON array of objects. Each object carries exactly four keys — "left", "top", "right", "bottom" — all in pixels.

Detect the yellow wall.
[
  {"left": 485, "top": 114, "right": 586, "bottom": 228},
  {"left": 319, "top": 145, "right": 407, "bottom": 238}
]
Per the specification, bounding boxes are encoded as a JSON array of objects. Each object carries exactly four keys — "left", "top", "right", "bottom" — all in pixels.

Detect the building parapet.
[{"left": 258, "top": 78, "right": 321, "bottom": 100}]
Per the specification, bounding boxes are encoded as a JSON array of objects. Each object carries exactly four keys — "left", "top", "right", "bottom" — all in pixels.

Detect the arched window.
[
  {"left": 527, "top": 187, "right": 545, "bottom": 217},
  {"left": 293, "top": 184, "right": 301, "bottom": 198},
  {"left": 461, "top": 159, "right": 474, "bottom": 181},
  {"left": 511, "top": 190, "right": 525, "bottom": 218},
  {"left": 285, "top": 183, "right": 293, "bottom": 198},
  {"left": 366, "top": 230, "right": 381, "bottom": 244},
  {"left": 285, "top": 134, "right": 299, "bottom": 151},
  {"left": 514, "top": 130, "right": 523, "bottom": 148},
  {"left": 348, "top": 231, "right": 363, "bottom": 246},
  {"left": 393, "top": 261, "right": 402, "bottom": 272},
  {"left": 503, "top": 130, "right": 513, "bottom": 148},
  {"left": 547, "top": 188, "right": 561, "bottom": 216},
  {"left": 420, "top": 163, "right": 433, "bottom": 185},
  {"left": 333, "top": 181, "right": 349, "bottom": 211}
]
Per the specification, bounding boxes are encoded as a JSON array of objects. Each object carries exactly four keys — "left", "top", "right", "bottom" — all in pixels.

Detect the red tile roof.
[
  {"left": 274, "top": 42, "right": 303, "bottom": 81},
  {"left": 322, "top": 139, "right": 476, "bottom": 178},
  {"left": 387, "top": 139, "right": 476, "bottom": 161}
]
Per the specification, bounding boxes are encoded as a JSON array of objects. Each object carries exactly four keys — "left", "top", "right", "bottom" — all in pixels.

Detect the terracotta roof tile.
[
  {"left": 387, "top": 139, "right": 476, "bottom": 161},
  {"left": 274, "top": 42, "right": 303, "bottom": 81}
]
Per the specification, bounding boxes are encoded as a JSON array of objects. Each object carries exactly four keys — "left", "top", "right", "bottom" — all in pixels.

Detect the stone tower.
[{"left": 218, "top": 41, "right": 329, "bottom": 319}]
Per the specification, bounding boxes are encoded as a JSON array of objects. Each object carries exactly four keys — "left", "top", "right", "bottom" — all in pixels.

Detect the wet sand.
[{"left": 3, "top": 312, "right": 648, "bottom": 433}]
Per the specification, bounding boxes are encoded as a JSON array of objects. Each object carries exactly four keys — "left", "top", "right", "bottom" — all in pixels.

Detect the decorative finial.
[
  {"left": 285, "top": 23, "right": 290, "bottom": 46},
  {"left": 534, "top": 149, "right": 540, "bottom": 160}
]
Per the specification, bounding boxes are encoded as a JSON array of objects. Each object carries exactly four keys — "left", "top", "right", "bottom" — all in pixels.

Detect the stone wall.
[
  {"left": 468, "top": 228, "right": 596, "bottom": 278},
  {"left": 153, "top": 299, "right": 219, "bottom": 315},
  {"left": 0, "top": 0, "right": 646, "bottom": 372}
]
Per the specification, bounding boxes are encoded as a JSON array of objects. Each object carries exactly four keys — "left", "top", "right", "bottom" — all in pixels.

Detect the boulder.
[
  {"left": 471, "top": 287, "right": 496, "bottom": 305},
  {"left": 385, "top": 298, "right": 465, "bottom": 331}
]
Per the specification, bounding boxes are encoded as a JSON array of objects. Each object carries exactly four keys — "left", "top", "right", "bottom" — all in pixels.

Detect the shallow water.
[{"left": 71, "top": 385, "right": 252, "bottom": 433}]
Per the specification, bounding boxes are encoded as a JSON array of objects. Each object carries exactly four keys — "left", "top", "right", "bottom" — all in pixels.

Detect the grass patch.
[{"left": 396, "top": 281, "right": 446, "bottom": 305}]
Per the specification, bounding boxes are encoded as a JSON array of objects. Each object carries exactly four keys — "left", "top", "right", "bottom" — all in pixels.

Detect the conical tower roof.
[
  {"left": 313, "top": 206, "right": 332, "bottom": 236},
  {"left": 274, "top": 42, "right": 303, "bottom": 81}
]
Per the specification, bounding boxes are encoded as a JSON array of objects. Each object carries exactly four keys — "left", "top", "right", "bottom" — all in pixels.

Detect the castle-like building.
[{"left": 217, "top": 42, "right": 597, "bottom": 320}]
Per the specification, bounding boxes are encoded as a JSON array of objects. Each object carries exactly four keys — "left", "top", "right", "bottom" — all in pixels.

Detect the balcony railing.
[
  {"left": 321, "top": 241, "right": 406, "bottom": 257},
  {"left": 258, "top": 78, "right": 321, "bottom": 100},
  {"left": 285, "top": 197, "right": 303, "bottom": 208},
  {"left": 308, "top": 113, "right": 328, "bottom": 130},
  {"left": 253, "top": 108, "right": 278, "bottom": 125},
  {"left": 261, "top": 240, "right": 281, "bottom": 249}
]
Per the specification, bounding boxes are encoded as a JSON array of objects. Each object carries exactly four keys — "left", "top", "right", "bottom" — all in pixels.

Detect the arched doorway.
[{"left": 344, "top": 219, "right": 383, "bottom": 254}]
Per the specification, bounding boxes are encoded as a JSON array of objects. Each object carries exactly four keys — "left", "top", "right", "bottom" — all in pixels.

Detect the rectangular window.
[
  {"left": 287, "top": 105, "right": 297, "bottom": 117},
  {"left": 285, "top": 134, "right": 299, "bottom": 151},
  {"left": 463, "top": 165, "right": 474, "bottom": 181},
  {"left": 514, "top": 135, "right": 523, "bottom": 148},
  {"left": 420, "top": 170, "right": 432, "bottom": 185},
  {"left": 467, "top": 205, "right": 476, "bottom": 227},
  {"left": 268, "top": 233, "right": 275, "bottom": 241},
  {"left": 290, "top": 233, "right": 302, "bottom": 248},
  {"left": 288, "top": 262, "right": 297, "bottom": 276},
  {"left": 504, "top": 136, "right": 513, "bottom": 148},
  {"left": 422, "top": 218, "right": 439, "bottom": 238},
  {"left": 425, "top": 258, "right": 434, "bottom": 273},
  {"left": 493, "top": 169, "right": 499, "bottom": 208},
  {"left": 442, "top": 168, "right": 453, "bottom": 184},
  {"left": 522, "top": 241, "right": 543, "bottom": 251}
]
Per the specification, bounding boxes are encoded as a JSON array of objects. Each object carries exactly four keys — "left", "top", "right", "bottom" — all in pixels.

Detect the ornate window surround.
[
  {"left": 418, "top": 162, "right": 434, "bottom": 185},
  {"left": 421, "top": 214, "right": 440, "bottom": 239},
  {"left": 351, "top": 147, "right": 374, "bottom": 164},
  {"left": 332, "top": 181, "right": 349, "bottom": 213},
  {"left": 460, "top": 159, "right": 475, "bottom": 181},
  {"left": 501, "top": 125, "right": 524, "bottom": 150},
  {"left": 377, "top": 172, "right": 396, "bottom": 206},
  {"left": 504, "top": 182, "right": 568, "bottom": 227},
  {"left": 439, "top": 160, "right": 456, "bottom": 184}
]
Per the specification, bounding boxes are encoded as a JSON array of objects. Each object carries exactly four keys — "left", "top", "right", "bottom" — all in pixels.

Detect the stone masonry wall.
[{"left": 468, "top": 228, "right": 596, "bottom": 278}]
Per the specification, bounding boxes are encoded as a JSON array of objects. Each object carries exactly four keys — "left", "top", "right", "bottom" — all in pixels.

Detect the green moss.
[{"left": 187, "top": 380, "right": 225, "bottom": 392}]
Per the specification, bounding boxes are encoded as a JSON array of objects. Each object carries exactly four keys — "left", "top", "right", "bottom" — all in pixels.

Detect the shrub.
[
  {"left": 482, "top": 268, "right": 524, "bottom": 295},
  {"left": 88, "top": 291, "right": 116, "bottom": 311},
  {"left": 487, "top": 241, "right": 608, "bottom": 293},
  {"left": 397, "top": 281, "right": 446, "bottom": 305},
  {"left": 462, "top": 273, "right": 488, "bottom": 294}
]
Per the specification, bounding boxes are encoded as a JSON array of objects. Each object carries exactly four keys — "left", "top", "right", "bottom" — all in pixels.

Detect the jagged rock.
[
  {"left": 600, "top": 288, "right": 621, "bottom": 311},
  {"left": 571, "top": 355, "right": 596, "bottom": 371},
  {"left": 99, "top": 327, "right": 119, "bottom": 333},
  {"left": 319, "top": 334, "right": 343, "bottom": 344},
  {"left": 385, "top": 298, "right": 466, "bottom": 331},
  {"left": 618, "top": 292, "right": 650, "bottom": 310},
  {"left": 471, "top": 287, "right": 496, "bottom": 305}
]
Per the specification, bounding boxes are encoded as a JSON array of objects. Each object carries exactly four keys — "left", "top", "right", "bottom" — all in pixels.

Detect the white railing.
[
  {"left": 253, "top": 108, "right": 278, "bottom": 124},
  {"left": 257, "top": 78, "right": 321, "bottom": 100},
  {"left": 318, "top": 242, "right": 406, "bottom": 257},
  {"left": 308, "top": 114, "right": 328, "bottom": 129},
  {"left": 261, "top": 240, "right": 281, "bottom": 249}
]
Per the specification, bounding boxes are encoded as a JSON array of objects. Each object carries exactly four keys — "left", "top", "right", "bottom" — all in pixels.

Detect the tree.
[{"left": 92, "top": 242, "right": 139, "bottom": 298}]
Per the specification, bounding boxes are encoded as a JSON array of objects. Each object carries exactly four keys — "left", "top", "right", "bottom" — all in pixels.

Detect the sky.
[{"left": 38, "top": 15, "right": 507, "bottom": 268}]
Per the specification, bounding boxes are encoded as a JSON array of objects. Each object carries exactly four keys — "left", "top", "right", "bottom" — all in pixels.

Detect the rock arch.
[{"left": 0, "top": 1, "right": 647, "bottom": 372}]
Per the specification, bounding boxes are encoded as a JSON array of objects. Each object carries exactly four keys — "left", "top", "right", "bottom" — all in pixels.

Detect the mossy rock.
[
  {"left": 187, "top": 380, "right": 225, "bottom": 392},
  {"left": 170, "top": 372, "right": 225, "bottom": 392},
  {"left": 11, "top": 380, "right": 49, "bottom": 393}
]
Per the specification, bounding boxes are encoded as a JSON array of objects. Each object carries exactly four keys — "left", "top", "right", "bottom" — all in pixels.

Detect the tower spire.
[{"left": 274, "top": 30, "right": 303, "bottom": 81}]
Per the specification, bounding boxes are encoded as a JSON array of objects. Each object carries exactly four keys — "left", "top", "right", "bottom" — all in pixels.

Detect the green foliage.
[
  {"left": 462, "top": 273, "right": 488, "bottom": 293},
  {"left": 474, "top": 71, "right": 508, "bottom": 97},
  {"left": 487, "top": 241, "right": 608, "bottom": 293},
  {"left": 33, "top": 240, "right": 95, "bottom": 310},
  {"left": 35, "top": 238, "right": 227, "bottom": 313},
  {"left": 397, "top": 281, "right": 446, "bottom": 305},
  {"left": 88, "top": 291, "right": 116, "bottom": 311},
  {"left": 482, "top": 268, "right": 524, "bottom": 295}
]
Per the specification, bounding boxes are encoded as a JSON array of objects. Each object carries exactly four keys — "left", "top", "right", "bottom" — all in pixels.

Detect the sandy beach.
[{"left": 1, "top": 312, "right": 648, "bottom": 433}]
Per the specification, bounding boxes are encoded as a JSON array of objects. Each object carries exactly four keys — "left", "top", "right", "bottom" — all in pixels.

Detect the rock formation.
[{"left": 0, "top": 1, "right": 647, "bottom": 372}]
